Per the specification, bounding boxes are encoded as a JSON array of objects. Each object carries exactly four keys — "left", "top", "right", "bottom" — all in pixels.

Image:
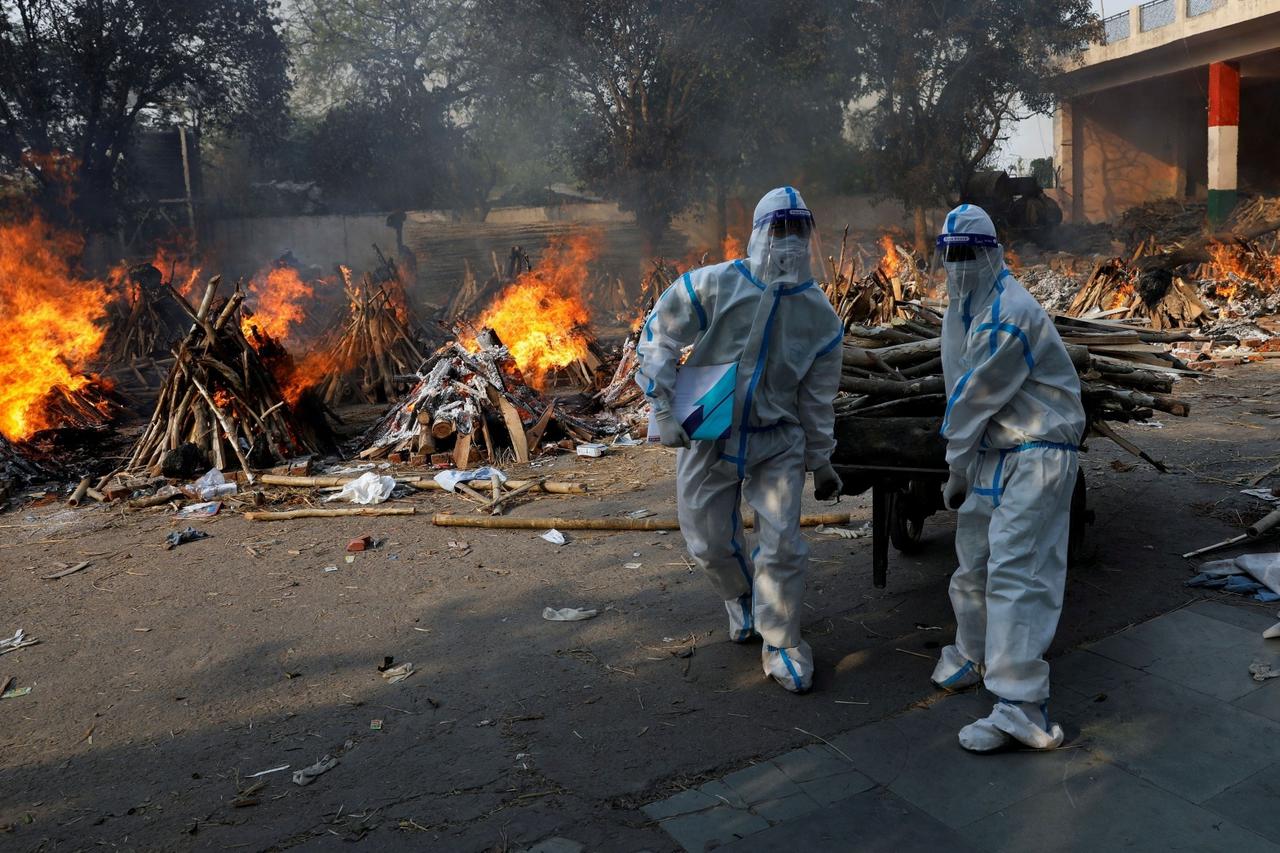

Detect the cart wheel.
[
  {"left": 889, "top": 492, "right": 926, "bottom": 553},
  {"left": 1068, "top": 468, "right": 1092, "bottom": 566}
]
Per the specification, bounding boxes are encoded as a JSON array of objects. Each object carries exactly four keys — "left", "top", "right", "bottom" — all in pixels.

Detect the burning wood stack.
[
  {"left": 359, "top": 332, "right": 612, "bottom": 466},
  {"left": 835, "top": 308, "right": 1194, "bottom": 469},
  {"left": 123, "top": 275, "right": 332, "bottom": 480},
  {"left": 307, "top": 264, "right": 427, "bottom": 405},
  {"left": 100, "top": 262, "right": 192, "bottom": 391},
  {"left": 822, "top": 234, "right": 928, "bottom": 328}
]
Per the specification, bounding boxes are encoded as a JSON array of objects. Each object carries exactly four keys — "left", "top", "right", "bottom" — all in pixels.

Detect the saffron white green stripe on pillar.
[{"left": 1208, "top": 61, "right": 1240, "bottom": 227}]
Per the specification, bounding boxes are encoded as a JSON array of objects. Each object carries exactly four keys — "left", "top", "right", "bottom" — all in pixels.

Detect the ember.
[
  {"left": 472, "top": 233, "right": 597, "bottom": 389},
  {"left": 0, "top": 217, "right": 111, "bottom": 441}
]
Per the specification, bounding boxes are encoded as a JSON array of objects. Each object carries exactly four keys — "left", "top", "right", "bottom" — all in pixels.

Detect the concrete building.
[{"left": 1055, "top": 0, "right": 1280, "bottom": 225}]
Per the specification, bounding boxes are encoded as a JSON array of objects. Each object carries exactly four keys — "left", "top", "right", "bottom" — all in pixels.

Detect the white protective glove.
[
  {"left": 653, "top": 409, "right": 690, "bottom": 449},
  {"left": 942, "top": 470, "right": 968, "bottom": 510},
  {"left": 813, "top": 464, "right": 843, "bottom": 502}
]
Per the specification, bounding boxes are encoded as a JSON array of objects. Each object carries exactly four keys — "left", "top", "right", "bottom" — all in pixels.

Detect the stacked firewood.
[
  {"left": 309, "top": 264, "right": 427, "bottom": 405},
  {"left": 1067, "top": 256, "right": 1210, "bottom": 330},
  {"left": 360, "top": 332, "right": 613, "bottom": 467},
  {"left": 99, "top": 263, "right": 189, "bottom": 391},
  {"left": 443, "top": 247, "right": 531, "bottom": 320},
  {"left": 822, "top": 232, "right": 928, "bottom": 328},
  {"left": 123, "top": 276, "right": 332, "bottom": 481},
  {"left": 835, "top": 309, "right": 1194, "bottom": 470}
]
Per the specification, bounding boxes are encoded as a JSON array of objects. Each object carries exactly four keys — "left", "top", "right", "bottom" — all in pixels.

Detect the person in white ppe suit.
[
  {"left": 636, "top": 186, "right": 844, "bottom": 694},
  {"left": 929, "top": 204, "right": 1085, "bottom": 751}
]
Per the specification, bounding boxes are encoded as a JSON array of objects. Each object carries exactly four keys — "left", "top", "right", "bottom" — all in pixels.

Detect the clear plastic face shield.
[
  {"left": 749, "top": 207, "right": 823, "bottom": 287},
  {"left": 931, "top": 231, "right": 1004, "bottom": 300}
]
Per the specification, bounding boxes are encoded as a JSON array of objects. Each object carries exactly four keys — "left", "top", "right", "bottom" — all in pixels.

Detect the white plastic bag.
[
  {"left": 542, "top": 607, "right": 598, "bottom": 622},
  {"left": 325, "top": 471, "right": 396, "bottom": 505}
]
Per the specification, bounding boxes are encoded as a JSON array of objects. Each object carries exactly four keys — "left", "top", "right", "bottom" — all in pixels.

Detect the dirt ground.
[{"left": 1, "top": 362, "right": 1277, "bottom": 852}]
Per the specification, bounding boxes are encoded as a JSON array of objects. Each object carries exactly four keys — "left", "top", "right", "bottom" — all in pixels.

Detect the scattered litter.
[
  {"left": 540, "top": 529, "right": 567, "bottom": 546},
  {"left": 1188, "top": 553, "right": 1280, "bottom": 602},
  {"left": 292, "top": 755, "right": 339, "bottom": 786},
  {"left": 1131, "top": 421, "right": 1164, "bottom": 429},
  {"left": 475, "top": 719, "right": 495, "bottom": 727},
  {"left": 347, "top": 535, "right": 374, "bottom": 552},
  {"left": 624, "top": 562, "right": 642, "bottom": 570},
  {"left": 323, "top": 566, "right": 339, "bottom": 573},
  {"left": 325, "top": 471, "right": 396, "bottom": 505},
  {"left": 542, "top": 606, "right": 598, "bottom": 622},
  {"left": 344, "top": 555, "right": 355, "bottom": 564},
  {"left": 1250, "top": 662, "right": 1280, "bottom": 683},
  {"left": 626, "top": 509, "right": 655, "bottom": 519},
  {"left": 434, "top": 467, "right": 508, "bottom": 493},
  {"left": 448, "top": 539, "right": 471, "bottom": 551},
  {"left": 246, "top": 764, "right": 290, "bottom": 778},
  {"left": 175, "top": 501, "right": 221, "bottom": 519},
  {"left": 191, "top": 468, "right": 238, "bottom": 500},
  {"left": 42, "top": 560, "right": 92, "bottom": 580},
  {"left": 914, "top": 623, "right": 942, "bottom": 631},
  {"left": 1266, "top": 620, "right": 1280, "bottom": 640},
  {"left": 815, "top": 523, "right": 871, "bottom": 540},
  {"left": 370, "top": 719, "right": 383, "bottom": 731},
  {"left": 1243, "top": 489, "right": 1280, "bottom": 504},
  {"left": 1, "top": 686, "right": 32, "bottom": 699},
  {"left": 576, "top": 443, "right": 608, "bottom": 458},
  {"left": 381, "top": 662, "right": 415, "bottom": 683},
  {"left": 165, "top": 527, "right": 210, "bottom": 549},
  {"left": 612, "top": 433, "right": 643, "bottom": 447}
]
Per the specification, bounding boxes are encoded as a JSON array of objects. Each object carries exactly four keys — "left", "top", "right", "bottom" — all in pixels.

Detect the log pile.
[
  {"left": 835, "top": 309, "right": 1194, "bottom": 469},
  {"left": 308, "top": 264, "right": 427, "bottom": 405},
  {"left": 822, "top": 232, "right": 928, "bottom": 328},
  {"left": 99, "top": 263, "right": 190, "bottom": 391},
  {"left": 359, "top": 332, "right": 614, "bottom": 466},
  {"left": 123, "top": 276, "right": 333, "bottom": 481},
  {"left": 1067, "top": 256, "right": 1212, "bottom": 330}
]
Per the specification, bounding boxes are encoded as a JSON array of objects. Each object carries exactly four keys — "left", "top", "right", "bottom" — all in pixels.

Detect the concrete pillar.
[{"left": 1208, "top": 61, "right": 1240, "bottom": 226}]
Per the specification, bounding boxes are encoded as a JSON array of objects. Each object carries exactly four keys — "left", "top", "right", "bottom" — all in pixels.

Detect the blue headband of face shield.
[
  {"left": 936, "top": 232, "right": 998, "bottom": 263},
  {"left": 753, "top": 208, "right": 815, "bottom": 239}
]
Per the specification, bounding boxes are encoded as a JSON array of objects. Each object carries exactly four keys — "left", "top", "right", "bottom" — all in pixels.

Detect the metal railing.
[
  {"left": 1188, "top": 0, "right": 1227, "bottom": 17},
  {"left": 1140, "top": 0, "right": 1177, "bottom": 30},
  {"left": 1103, "top": 10, "right": 1132, "bottom": 42}
]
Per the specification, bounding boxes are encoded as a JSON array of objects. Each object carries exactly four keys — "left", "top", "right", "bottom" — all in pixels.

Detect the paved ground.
[
  {"left": 0, "top": 362, "right": 1276, "bottom": 851},
  {"left": 640, "top": 598, "right": 1280, "bottom": 852}
]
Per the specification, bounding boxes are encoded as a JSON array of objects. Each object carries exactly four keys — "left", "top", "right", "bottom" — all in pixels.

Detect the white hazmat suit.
[
  {"left": 636, "top": 187, "right": 844, "bottom": 693},
  {"left": 930, "top": 204, "right": 1085, "bottom": 751}
]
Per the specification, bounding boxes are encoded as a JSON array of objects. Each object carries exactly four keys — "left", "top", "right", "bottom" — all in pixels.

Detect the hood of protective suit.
[
  {"left": 747, "top": 186, "right": 814, "bottom": 286},
  {"left": 938, "top": 204, "right": 1004, "bottom": 299}
]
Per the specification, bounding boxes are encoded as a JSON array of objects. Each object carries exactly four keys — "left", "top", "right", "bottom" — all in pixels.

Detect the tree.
[
  {"left": 843, "top": 0, "right": 1099, "bottom": 250},
  {"left": 288, "top": 0, "right": 484, "bottom": 213},
  {"left": 0, "top": 0, "right": 290, "bottom": 230}
]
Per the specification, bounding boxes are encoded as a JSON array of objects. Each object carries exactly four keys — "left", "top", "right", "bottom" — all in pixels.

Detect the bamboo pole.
[
  {"left": 67, "top": 477, "right": 91, "bottom": 507},
  {"left": 431, "top": 512, "right": 858, "bottom": 531},
  {"left": 1247, "top": 508, "right": 1280, "bottom": 539},
  {"left": 244, "top": 507, "right": 416, "bottom": 521}
]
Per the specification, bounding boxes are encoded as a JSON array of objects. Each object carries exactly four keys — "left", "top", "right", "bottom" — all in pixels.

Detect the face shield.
[
  {"left": 931, "top": 231, "right": 1003, "bottom": 300},
  {"left": 747, "top": 205, "right": 823, "bottom": 287}
]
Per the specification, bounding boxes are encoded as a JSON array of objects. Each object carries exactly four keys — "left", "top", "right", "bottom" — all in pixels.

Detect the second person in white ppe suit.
[
  {"left": 635, "top": 186, "right": 844, "bottom": 694},
  {"left": 931, "top": 204, "right": 1085, "bottom": 752}
]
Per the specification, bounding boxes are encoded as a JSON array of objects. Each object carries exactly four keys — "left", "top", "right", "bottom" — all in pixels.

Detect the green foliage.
[
  {"left": 0, "top": 0, "right": 290, "bottom": 228},
  {"left": 843, "top": 0, "right": 1099, "bottom": 211}
]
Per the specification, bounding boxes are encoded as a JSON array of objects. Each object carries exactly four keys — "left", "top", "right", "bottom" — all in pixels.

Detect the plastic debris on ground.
[
  {"left": 292, "top": 755, "right": 339, "bottom": 786},
  {"left": 381, "top": 662, "right": 415, "bottom": 683},
  {"left": 612, "top": 433, "right": 644, "bottom": 447},
  {"left": 1, "top": 686, "right": 32, "bottom": 699},
  {"left": 165, "top": 527, "right": 210, "bottom": 549},
  {"left": 1265, "top": 619, "right": 1280, "bottom": 640},
  {"left": 246, "top": 764, "right": 290, "bottom": 778},
  {"left": 542, "top": 606, "right": 599, "bottom": 622},
  {"left": 0, "top": 629, "right": 37, "bottom": 656},
  {"left": 176, "top": 501, "right": 221, "bottom": 519},
  {"left": 190, "top": 468, "right": 238, "bottom": 500},
  {"left": 1250, "top": 662, "right": 1280, "bottom": 682},
  {"left": 433, "top": 466, "right": 508, "bottom": 493},
  {"left": 323, "top": 565, "right": 339, "bottom": 573},
  {"left": 623, "top": 562, "right": 642, "bottom": 569},
  {"left": 1186, "top": 553, "right": 1280, "bottom": 602},
  {"left": 815, "top": 523, "right": 872, "bottom": 540},
  {"left": 576, "top": 443, "right": 607, "bottom": 458},
  {"left": 540, "top": 529, "right": 567, "bottom": 546},
  {"left": 626, "top": 509, "right": 655, "bottom": 519},
  {"left": 1242, "top": 488, "right": 1280, "bottom": 504},
  {"left": 324, "top": 471, "right": 396, "bottom": 505}
]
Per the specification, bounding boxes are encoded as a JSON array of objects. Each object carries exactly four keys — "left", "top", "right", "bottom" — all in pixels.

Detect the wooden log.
[
  {"left": 243, "top": 507, "right": 416, "bottom": 521},
  {"left": 832, "top": 415, "right": 946, "bottom": 468},
  {"left": 432, "top": 420, "right": 457, "bottom": 440},
  {"left": 67, "top": 477, "right": 91, "bottom": 507},
  {"left": 1090, "top": 420, "right": 1168, "bottom": 473},
  {"left": 1085, "top": 386, "right": 1190, "bottom": 417},
  {"left": 839, "top": 375, "right": 945, "bottom": 397},
  {"left": 431, "top": 512, "right": 858, "bottom": 531}
]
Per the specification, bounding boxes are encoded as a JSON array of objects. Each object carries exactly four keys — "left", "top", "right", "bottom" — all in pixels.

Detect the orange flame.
[
  {"left": 281, "top": 349, "right": 338, "bottom": 406},
  {"left": 722, "top": 235, "right": 744, "bottom": 261},
  {"left": 473, "top": 233, "right": 597, "bottom": 388},
  {"left": 1107, "top": 282, "right": 1136, "bottom": 311},
  {"left": 0, "top": 217, "right": 110, "bottom": 440},
  {"left": 1208, "top": 243, "right": 1248, "bottom": 280},
  {"left": 879, "top": 235, "right": 901, "bottom": 279},
  {"left": 241, "top": 266, "right": 313, "bottom": 344}
]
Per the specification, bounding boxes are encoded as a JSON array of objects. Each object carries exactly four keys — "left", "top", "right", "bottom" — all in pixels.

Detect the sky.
[{"left": 999, "top": 0, "right": 1110, "bottom": 171}]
